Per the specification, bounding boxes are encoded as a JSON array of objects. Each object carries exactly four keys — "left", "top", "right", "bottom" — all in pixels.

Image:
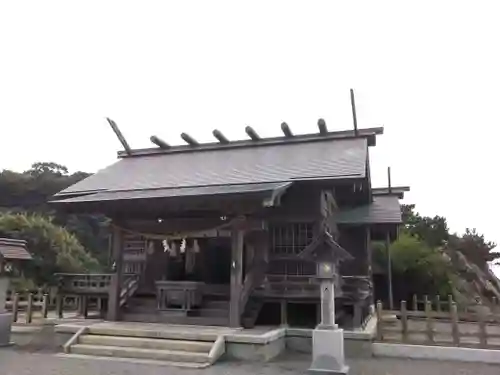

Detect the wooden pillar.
[
  {"left": 229, "top": 228, "right": 244, "bottom": 328},
  {"left": 386, "top": 231, "right": 394, "bottom": 311},
  {"left": 107, "top": 225, "right": 124, "bottom": 321}
]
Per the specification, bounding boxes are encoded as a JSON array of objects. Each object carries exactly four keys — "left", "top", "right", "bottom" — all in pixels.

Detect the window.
[{"left": 269, "top": 223, "right": 314, "bottom": 255}]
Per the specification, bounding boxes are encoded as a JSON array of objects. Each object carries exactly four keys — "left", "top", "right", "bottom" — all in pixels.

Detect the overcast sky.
[{"left": 1, "top": 1, "right": 499, "bottom": 253}]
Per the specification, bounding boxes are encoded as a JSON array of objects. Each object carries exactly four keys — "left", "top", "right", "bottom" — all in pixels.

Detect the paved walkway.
[{"left": 1, "top": 348, "right": 500, "bottom": 375}]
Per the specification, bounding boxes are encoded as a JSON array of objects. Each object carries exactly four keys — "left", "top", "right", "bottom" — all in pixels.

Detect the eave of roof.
[
  {"left": 372, "top": 186, "right": 410, "bottom": 199},
  {"left": 52, "top": 182, "right": 293, "bottom": 208},
  {"left": 0, "top": 238, "right": 32, "bottom": 261}
]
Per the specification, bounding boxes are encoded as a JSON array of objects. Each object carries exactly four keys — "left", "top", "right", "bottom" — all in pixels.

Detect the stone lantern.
[
  {"left": 0, "top": 238, "right": 32, "bottom": 346},
  {"left": 300, "top": 229, "right": 353, "bottom": 375}
]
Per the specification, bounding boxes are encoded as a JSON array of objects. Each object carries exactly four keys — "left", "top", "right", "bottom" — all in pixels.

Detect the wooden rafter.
[
  {"left": 245, "top": 126, "right": 260, "bottom": 141},
  {"left": 317, "top": 118, "right": 327, "bottom": 135},
  {"left": 150, "top": 135, "right": 170, "bottom": 149},
  {"left": 180, "top": 132, "right": 199, "bottom": 146},
  {"left": 281, "top": 122, "right": 293, "bottom": 137},
  {"left": 212, "top": 129, "right": 229, "bottom": 144}
]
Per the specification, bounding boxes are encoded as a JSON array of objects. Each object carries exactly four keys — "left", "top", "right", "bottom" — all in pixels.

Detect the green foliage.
[
  {"left": 0, "top": 162, "right": 110, "bottom": 268},
  {"left": 389, "top": 232, "right": 453, "bottom": 296},
  {"left": 402, "top": 204, "right": 449, "bottom": 248},
  {"left": 0, "top": 212, "right": 100, "bottom": 286}
]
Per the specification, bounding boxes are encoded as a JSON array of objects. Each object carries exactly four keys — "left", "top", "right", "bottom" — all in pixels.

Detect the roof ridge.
[{"left": 118, "top": 127, "right": 383, "bottom": 158}]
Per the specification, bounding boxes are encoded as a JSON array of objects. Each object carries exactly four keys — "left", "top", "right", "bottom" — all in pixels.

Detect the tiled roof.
[
  {"left": 56, "top": 137, "right": 368, "bottom": 197},
  {"left": 337, "top": 196, "right": 402, "bottom": 224},
  {"left": 0, "top": 238, "right": 32, "bottom": 260}
]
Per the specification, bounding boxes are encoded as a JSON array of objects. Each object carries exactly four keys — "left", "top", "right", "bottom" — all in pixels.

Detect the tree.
[
  {"left": 373, "top": 231, "right": 454, "bottom": 299},
  {"left": 0, "top": 212, "right": 100, "bottom": 286},
  {"left": 390, "top": 232, "right": 454, "bottom": 296},
  {"left": 402, "top": 204, "right": 449, "bottom": 248},
  {"left": 0, "top": 162, "right": 110, "bottom": 268},
  {"left": 449, "top": 228, "right": 499, "bottom": 270},
  {"left": 26, "top": 162, "right": 69, "bottom": 177}
]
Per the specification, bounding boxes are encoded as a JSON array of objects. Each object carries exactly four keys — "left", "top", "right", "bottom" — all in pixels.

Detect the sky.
[{"left": 1, "top": 1, "right": 499, "bottom": 256}]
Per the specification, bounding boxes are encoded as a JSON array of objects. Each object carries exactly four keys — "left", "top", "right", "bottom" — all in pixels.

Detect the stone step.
[
  {"left": 79, "top": 335, "right": 213, "bottom": 353},
  {"left": 89, "top": 322, "right": 227, "bottom": 341},
  {"left": 120, "top": 313, "right": 229, "bottom": 329},
  {"left": 190, "top": 308, "right": 229, "bottom": 318},
  {"left": 70, "top": 344, "right": 210, "bottom": 363}
]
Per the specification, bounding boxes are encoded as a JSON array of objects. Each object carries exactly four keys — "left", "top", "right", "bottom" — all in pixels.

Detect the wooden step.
[
  {"left": 79, "top": 335, "right": 213, "bottom": 352},
  {"left": 70, "top": 344, "right": 210, "bottom": 363}
]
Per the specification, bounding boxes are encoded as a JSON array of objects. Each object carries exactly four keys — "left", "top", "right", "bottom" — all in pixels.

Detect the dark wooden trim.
[
  {"left": 107, "top": 225, "right": 124, "bottom": 321},
  {"left": 229, "top": 228, "right": 244, "bottom": 327}
]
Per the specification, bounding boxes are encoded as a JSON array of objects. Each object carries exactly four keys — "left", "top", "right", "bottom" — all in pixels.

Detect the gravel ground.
[{"left": 1, "top": 348, "right": 500, "bottom": 375}]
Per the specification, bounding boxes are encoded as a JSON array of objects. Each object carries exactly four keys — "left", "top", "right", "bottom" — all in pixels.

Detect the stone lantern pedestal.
[
  {"left": 0, "top": 276, "right": 12, "bottom": 346},
  {"left": 300, "top": 229, "right": 353, "bottom": 375},
  {"left": 309, "top": 263, "right": 349, "bottom": 375}
]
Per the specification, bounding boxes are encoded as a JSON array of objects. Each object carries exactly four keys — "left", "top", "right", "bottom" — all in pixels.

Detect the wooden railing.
[
  {"left": 376, "top": 298, "right": 500, "bottom": 349},
  {"left": 56, "top": 273, "right": 113, "bottom": 295},
  {"left": 5, "top": 291, "right": 49, "bottom": 323},
  {"left": 254, "top": 274, "right": 371, "bottom": 300}
]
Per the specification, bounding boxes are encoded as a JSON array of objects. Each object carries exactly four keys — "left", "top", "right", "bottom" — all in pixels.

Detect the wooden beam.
[
  {"left": 107, "top": 225, "right": 124, "bottom": 321},
  {"left": 106, "top": 118, "right": 132, "bottom": 155},
  {"left": 281, "top": 122, "right": 293, "bottom": 137},
  {"left": 387, "top": 167, "right": 392, "bottom": 194},
  {"left": 212, "top": 129, "right": 229, "bottom": 144},
  {"left": 245, "top": 126, "right": 260, "bottom": 141},
  {"left": 180, "top": 132, "right": 199, "bottom": 146},
  {"left": 150, "top": 135, "right": 170, "bottom": 149},
  {"left": 229, "top": 228, "right": 244, "bottom": 327},
  {"left": 317, "top": 118, "right": 327, "bottom": 135},
  {"left": 350, "top": 88, "right": 359, "bottom": 136}
]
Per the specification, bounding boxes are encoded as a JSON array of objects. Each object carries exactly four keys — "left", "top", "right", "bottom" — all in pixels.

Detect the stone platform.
[{"left": 0, "top": 312, "right": 12, "bottom": 346}]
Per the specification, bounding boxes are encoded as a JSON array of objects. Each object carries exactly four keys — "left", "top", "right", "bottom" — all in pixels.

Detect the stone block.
[
  {"left": 0, "top": 312, "right": 12, "bottom": 346},
  {"left": 309, "top": 328, "right": 349, "bottom": 375}
]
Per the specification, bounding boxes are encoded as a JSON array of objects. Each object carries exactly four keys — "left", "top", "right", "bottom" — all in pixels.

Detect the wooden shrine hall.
[{"left": 51, "top": 119, "right": 409, "bottom": 330}]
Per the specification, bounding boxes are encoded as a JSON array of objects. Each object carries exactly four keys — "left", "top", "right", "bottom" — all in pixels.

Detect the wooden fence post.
[
  {"left": 26, "top": 293, "right": 33, "bottom": 324},
  {"left": 478, "top": 308, "right": 487, "bottom": 348},
  {"left": 376, "top": 301, "right": 383, "bottom": 341},
  {"left": 425, "top": 300, "right": 434, "bottom": 344},
  {"left": 424, "top": 295, "right": 429, "bottom": 307},
  {"left": 412, "top": 294, "right": 418, "bottom": 311},
  {"left": 492, "top": 297, "right": 498, "bottom": 313},
  {"left": 11, "top": 293, "right": 19, "bottom": 323},
  {"left": 401, "top": 300, "right": 408, "bottom": 342},
  {"left": 450, "top": 302, "right": 460, "bottom": 346},
  {"left": 448, "top": 294, "right": 453, "bottom": 312},
  {"left": 56, "top": 294, "right": 63, "bottom": 319},
  {"left": 435, "top": 295, "right": 441, "bottom": 313},
  {"left": 41, "top": 294, "right": 49, "bottom": 318}
]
